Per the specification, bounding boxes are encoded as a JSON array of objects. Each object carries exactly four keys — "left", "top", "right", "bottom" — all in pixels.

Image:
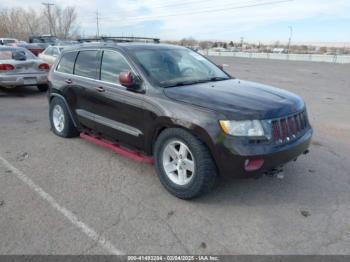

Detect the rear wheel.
[
  {"left": 37, "top": 84, "right": 48, "bottom": 92},
  {"left": 154, "top": 128, "right": 217, "bottom": 199},
  {"left": 49, "top": 97, "right": 79, "bottom": 138}
]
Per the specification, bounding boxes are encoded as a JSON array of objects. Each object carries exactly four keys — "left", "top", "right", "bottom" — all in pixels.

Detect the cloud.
[{"left": 1, "top": 0, "right": 350, "bottom": 40}]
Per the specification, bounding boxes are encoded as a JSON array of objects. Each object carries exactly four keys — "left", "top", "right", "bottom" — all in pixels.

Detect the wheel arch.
[
  {"left": 49, "top": 93, "right": 78, "bottom": 127},
  {"left": 146, "top": 118, "right": 217, "bottom": 163}
]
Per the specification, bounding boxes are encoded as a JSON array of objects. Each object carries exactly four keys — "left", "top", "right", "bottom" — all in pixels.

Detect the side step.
[{"left": 80, "top": 132, "right": 154, "bottom": 164}]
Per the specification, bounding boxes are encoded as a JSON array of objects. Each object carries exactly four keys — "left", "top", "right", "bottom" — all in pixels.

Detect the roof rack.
[{"left": 77, "top": 36, "right": 160, "bottom": 44}]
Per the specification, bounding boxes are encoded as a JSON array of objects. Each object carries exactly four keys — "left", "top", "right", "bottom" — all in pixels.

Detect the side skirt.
[{"left": 80, "top": 132, "right": 154, "bottom": 164}]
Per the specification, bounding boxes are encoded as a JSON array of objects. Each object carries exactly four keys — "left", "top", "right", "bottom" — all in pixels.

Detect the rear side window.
[
  {"left": 74, "top": 50, "right": 99, "bottom": 79},
  {"left": 56, "top": 52, "right": 78, "bottom": 74},
  {"left": 100, "top": 50, "right": 131, "bottom": 84},
  {"left": 44, "top": 47, "right": 53, "bottom": 56},
  {"left": 52, "top": 48, "right": 60, "bottom": 57}
]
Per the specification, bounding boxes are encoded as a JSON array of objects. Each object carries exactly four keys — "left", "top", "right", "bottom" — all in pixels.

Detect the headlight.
[{"left": 219, "top": 120, "right": 265, "bottom": 137}]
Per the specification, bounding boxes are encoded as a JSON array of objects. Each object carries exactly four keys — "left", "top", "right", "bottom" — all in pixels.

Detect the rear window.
[
  {"left": 0, "top": 48, "right": 36, "bottom": 60},
  {"left": 74, "top": 50, "right": 99, "bottom": 79},
  {"left": 56, "top": 52, "right": 78, "bottom": 74}
]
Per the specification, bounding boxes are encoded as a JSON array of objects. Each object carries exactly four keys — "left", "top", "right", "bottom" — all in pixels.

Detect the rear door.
[
  {"left": 53, "top": 50, "right": 95, "bottom": 130},
  {"left": 49, "top": 47, "right": 60, "bottom": 65},
  {"left": 69, "top": 49, "right": 101, "bottom": 130}
]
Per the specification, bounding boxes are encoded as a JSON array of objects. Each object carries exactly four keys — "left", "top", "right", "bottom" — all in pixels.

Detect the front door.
[{"left": 88, "top": 49, "right": 146, "bottom": 150}]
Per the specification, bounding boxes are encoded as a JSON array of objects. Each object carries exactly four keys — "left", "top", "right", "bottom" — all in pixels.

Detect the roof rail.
[{"left": 77, "top": 36, "right": 160, "bottom": 44}]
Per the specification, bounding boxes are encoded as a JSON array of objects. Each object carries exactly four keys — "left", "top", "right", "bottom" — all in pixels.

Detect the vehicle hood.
[{"left": 163, "top": 79, "right": 305, "bottom": 119}]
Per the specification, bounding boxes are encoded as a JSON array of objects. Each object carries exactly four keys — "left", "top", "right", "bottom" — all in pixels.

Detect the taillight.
[
  {"left": 38, "top": 63, "right": 50, "bottom": 70},
  {"left": 0, "top": 64, "right": 15, "bottom": 71}
]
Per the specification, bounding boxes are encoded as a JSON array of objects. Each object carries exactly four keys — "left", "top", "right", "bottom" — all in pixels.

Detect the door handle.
[
  {"left": 65, "top": 79, "right": 72, "bottom": 84},
  {"left": 96, "top": 86, "right": 105, "bottom": 92}
]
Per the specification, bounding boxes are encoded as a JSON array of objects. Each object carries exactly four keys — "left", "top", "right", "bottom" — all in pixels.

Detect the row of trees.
[{"left": 0, "top": 5, "right": 78, "bottom": 41}]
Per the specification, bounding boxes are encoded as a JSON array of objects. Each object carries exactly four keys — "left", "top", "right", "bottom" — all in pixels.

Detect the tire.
[
  {"left": 154, "top": 128, "right": 217, "bottom": 199},
  {"left": 37, "top": 84, "right": 49, "bottom": 92},
  {"left": 49, "top": 97, "right": 79, "bottom": 138}
]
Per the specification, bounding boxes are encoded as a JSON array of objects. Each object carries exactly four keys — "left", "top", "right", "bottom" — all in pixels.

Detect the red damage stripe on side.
[{"left": 80, "top": 132, "right": 154, "bottom": 164}]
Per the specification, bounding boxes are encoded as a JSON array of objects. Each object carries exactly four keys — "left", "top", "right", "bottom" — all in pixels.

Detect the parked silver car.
[
  {"left": 38, "top": 46, "right": 66, "bottom": 66},
  {"left": 0, "top": 46, "right": 49, "bottom": 92},
  {"left": 0, "top": 38, "right": 18, "bottom": 46}
]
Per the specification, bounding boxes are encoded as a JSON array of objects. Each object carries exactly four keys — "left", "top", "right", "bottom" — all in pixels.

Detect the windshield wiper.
[
  {"left": 162, "top": 77, "right": 229, "bottom": 88},
  {"left": 162, "top": 79, "right": 209, "bottom": 88},
  {"left": 208, "top": 76, "right": 229, "bottom": 81}
]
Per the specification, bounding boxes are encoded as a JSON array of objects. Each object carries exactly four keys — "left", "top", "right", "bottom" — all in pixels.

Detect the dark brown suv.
[{"left": 48, "top": 41, "right": 312, "bottom": 199}]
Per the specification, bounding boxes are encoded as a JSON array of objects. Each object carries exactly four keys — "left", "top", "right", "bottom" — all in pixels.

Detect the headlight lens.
[{"left": 219, "top": 120, "right": 265, "bottom": 137}]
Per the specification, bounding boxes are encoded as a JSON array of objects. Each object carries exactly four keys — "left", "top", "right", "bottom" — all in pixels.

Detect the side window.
[
  {"left": 44, "top": 47, "right": 53, "bottom": 56},
  {"left": 74, "top": 50, "right": 99, "bottom": 79},
  {"left": 52, "top": 48, "right": 60, "bottom": 57},
  {"left": 56, "top": 51, "right": 78, "bottom": 74},
  {"left": 100, "top": 50, "right": 131, "bottom": 84}
]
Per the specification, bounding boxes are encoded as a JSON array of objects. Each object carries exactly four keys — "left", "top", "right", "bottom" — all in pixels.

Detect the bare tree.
[
  {"left": 0, "top": 5, "right": 79, "bottom": 41},
  {"left": 59, "top": 7, "right": 78, "bottom": 38}
]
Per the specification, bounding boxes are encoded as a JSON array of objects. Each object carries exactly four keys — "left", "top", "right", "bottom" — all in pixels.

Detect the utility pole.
[
  {"left": 42, "top": 2, "right": 55, "bottom": 35},
  {"left": 287, "top": 26, "right": 293, "bottom": 54},
  {"left": 240, "top": 37, "right": 244, "bottom": 52},
  {"left": 96, "top": 9, "right": 100, "bottom": 38}
]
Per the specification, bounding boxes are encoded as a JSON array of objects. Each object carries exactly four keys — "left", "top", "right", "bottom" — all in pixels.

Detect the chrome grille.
[{"left": 271, "top": 111, "right": 308, "bottom": 144}]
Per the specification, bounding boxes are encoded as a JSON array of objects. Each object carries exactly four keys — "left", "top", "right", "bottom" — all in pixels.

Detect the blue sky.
[{"left": 1, "top": 0, "right": 350, "bottom": 43}]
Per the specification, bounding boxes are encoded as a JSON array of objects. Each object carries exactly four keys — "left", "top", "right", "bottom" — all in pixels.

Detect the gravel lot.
[{"left": 0, "top": 57, "right": 349, "bottom": 255}]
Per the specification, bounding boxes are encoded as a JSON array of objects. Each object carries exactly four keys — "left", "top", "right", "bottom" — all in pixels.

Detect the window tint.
[
  {"left": 56, "top": 52, "right": 78, "bottom": 74},
  {"left": 44, "top": 47, "right": 53, "bottom": 56},
  {"left": 100, "top": 50, "right": 131, "bottom": 84},
  {"left": 52, "top": 47, "right": 60, "bottom": 57},
  {"left": 74, "top": 50, "right": 99, "bottom": 79}
]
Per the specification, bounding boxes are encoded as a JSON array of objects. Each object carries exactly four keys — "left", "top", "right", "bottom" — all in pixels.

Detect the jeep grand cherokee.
[{"left": 48, "top": 42, "right": 313, "bottom": 199}]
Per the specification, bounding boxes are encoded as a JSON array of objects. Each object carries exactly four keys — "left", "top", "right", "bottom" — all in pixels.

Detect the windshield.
[{"left": 130, "top": 48, "right": 230, "bottom": 87}]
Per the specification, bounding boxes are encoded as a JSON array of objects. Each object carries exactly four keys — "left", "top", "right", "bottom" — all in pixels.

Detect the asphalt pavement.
[{"left": 0, "top": 57, "right": 349, "bottom": 254}]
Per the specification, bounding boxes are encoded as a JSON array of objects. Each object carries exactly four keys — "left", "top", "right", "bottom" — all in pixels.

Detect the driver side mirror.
[
  {"left": 218, "top": 64, "right": 229, "bottom": 70},
  {"left": 119, "top": 71, "right": 143, "bottom": 92}
]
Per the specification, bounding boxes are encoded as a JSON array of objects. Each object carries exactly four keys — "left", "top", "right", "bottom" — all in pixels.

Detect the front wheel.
[{"left": 154, "top": 128, "right": 217, "bottom": 199}]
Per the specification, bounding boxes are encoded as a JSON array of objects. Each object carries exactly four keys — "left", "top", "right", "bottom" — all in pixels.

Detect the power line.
[
  {"left": 102, "top": 0, "right": 234, "bottom": 15},
  {"left": 81, "top": 0, "right": 226, "bottom": 19},
  {"left": 95, "top": 0, "right": 293, "bottom": 23},
  {"left": 80, "top": 0, "right": 289, "bottom": 20},
  {"left": 97, "top": 0, "right": 262, "bottom": 20}
]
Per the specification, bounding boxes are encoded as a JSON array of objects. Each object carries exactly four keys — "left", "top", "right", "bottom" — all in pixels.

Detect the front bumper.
[
  {"left": 215, "top": 128, "right": 313, "bottom": 178},
  {"left": 0, "top": 73, "right": 48, "bottom": 88}
]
